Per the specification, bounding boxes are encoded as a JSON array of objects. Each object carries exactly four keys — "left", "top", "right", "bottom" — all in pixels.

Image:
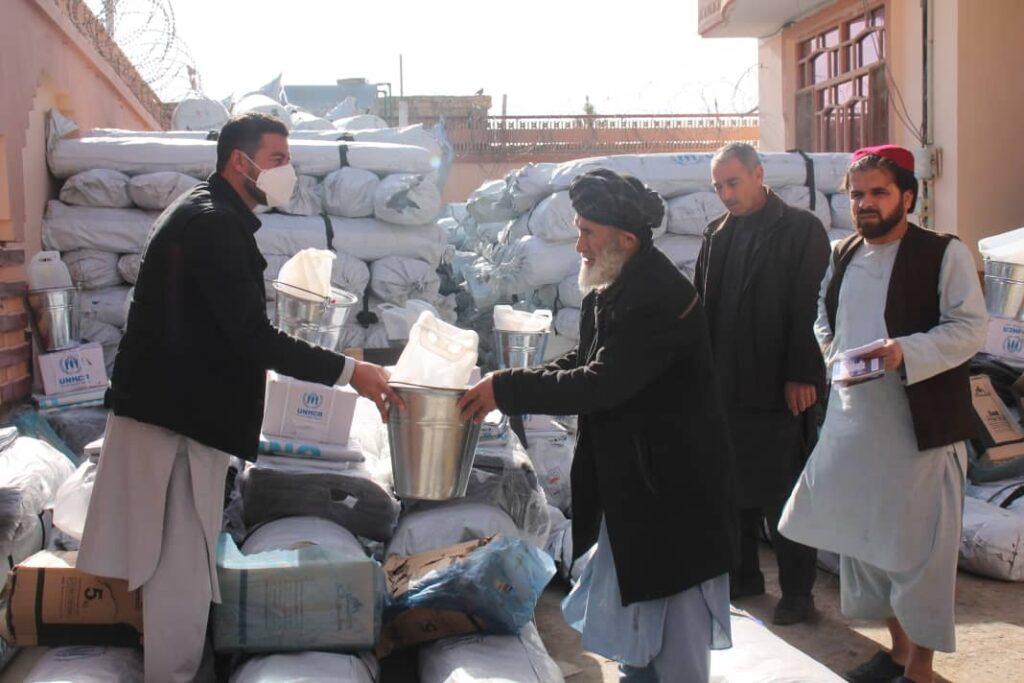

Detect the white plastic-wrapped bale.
[
  {"left": 62, "top": 249, "right": 123, "bottom": 289},
  {"left": 232, "top": 93, "right": 291, "bottom": 126},
  {"left": 467, "top": 179, "right": 517, "bottom": 224},
  {"left": 172, "top": 93, "right": 230, "bottom": 131},
  {"left": 231, "top": 652, "right": 378, "bottom": 683},
  {"left": 498, "top": 213, "right": 531, "bottom": 246},
  {"left": 522, "top": 431, "right": 574, "bottom": 514},
  {"left": 80, "top": 318, "right": 123, "bottom": 372},
  {"left": 0, "top": 436, "right": 75, "bottom": 543},
  {"left": 506, "top": 162, "right": 557, "bottom": 213},
  {"left": 332, "top": 113, "right": 388, "bottom": 131},
  {"left": 654, "top": 233, "right": 703, "bottom": 277},
  {"left": 289, "top": 109, "right": 335, "bottom": 131},
  {"left": 127, "top": 171, "right": 200, "bottom": 210},
  {"left": 959, "top": 497, "right": 1024, "bottom": 581},
  {"left": 24, "top": 646, "right": 144, "bottom": 683},
  {"left": 374, "top": 173, "right": 443, "bottom": 226},
  {"left": 43, "top": 201, "right": 158, "bottom": 252},
  {"left": 276, "top": 175, "right": 322, "bottom": 216},
  {"left": 327, "top": 216, "right": 447, "bottom": 267},
  {"left": 386, "top": 501, "right": 522, "bottom": 557},
  {"left": 418, "top": 622, "right": 564, "bottom": 683},
  {"left": 554, "top": 307, "right": 580, "bottom": 342},
  {"left": 666, "top": 191, "right": 725, "bottom": 235},
  {"left": 78, "top": 286, "right": 132, "bottom": 328},
  {"left": 321, "top": 167, "right": 379, "bottom": 218},
  {"left": 59, "top": 169, "right": 132, "bottom": 208},
  {"left": 557, "top": 268, "right": 583, "bottom": 308},
  {"left": 369, "top": 256, "right": 441, "bottom": 306},
  {"left": 829, "top": 192, "right": 854, "bottom": 230},
  {"left": 774, "top": 185, "right": 832, "bottom": 230},
  {"left": 493, "top": 236, "right": 580, "bottom": 293},
  {"left": 528, "top": 191, "right": 576, "bottom": 243},
  {"left": 117, "top": 253, "right": 141, "bottom": 284}
]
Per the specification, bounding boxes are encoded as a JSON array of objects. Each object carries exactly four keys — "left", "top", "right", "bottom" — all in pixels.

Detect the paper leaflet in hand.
[{"left": 831, "top": 339, "right": 886, "bottom": 386}]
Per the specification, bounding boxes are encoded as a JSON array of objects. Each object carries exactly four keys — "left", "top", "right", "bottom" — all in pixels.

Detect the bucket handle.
[{"left": 270, "top": 279, "right": 331, "bottom": 313}]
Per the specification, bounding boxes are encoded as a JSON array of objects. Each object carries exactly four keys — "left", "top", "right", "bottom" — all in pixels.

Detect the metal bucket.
[
  {"left": 493, "top": 329, "right": 550, "bottom": 370},
  {"left": 386, "top": 382, "right": 482, "bottom": 501},
  {"left": 26, "top": 287, "right": 79, "bottom": 352},
  {"left": 271, "top": 281, "right": 358, "bottom": 350},
  {"left": 983, "top": 259, "right": 1024, "bottom": 320}
]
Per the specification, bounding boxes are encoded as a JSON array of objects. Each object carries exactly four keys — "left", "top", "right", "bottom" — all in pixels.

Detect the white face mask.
[{"left": 242, "top": 153, "right": 297, "bottom": 208}]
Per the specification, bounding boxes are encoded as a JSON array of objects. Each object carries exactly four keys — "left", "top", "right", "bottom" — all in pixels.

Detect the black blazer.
[
  {"left": 106, "top": 174, "right": 347, "bottom": 460},
  {"left": 493, "top": 244, "right": 739, "bottom": 605}
]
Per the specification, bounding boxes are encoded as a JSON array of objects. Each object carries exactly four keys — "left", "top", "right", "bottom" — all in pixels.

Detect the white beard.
[{"left": 578, "top": 242, "right": 630, "bottom": 293}]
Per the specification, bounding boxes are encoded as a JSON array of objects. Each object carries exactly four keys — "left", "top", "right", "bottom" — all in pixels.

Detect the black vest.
[{"left": 824, "top": 223, "right": 976, "bottom": 451}]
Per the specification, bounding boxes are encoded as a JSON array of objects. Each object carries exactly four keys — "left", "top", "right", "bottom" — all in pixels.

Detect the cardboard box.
[
  {"left": 984, "top": 317, "right": 1024, "bottom": 362},
  {"left": 37, "top": 343, "right": 107, "bottom": 397},
  {"left": 262, "top": 371, "right": 358, "bottom": 445},
  {"left": 213, "top": 533, "right": 382, "bottom": 653},
  {"left": 970, "top": 374, "right": 1024, "bottom": 463},
  {"left": 0, "top": 550, "right": 142, "bottom": 647}
]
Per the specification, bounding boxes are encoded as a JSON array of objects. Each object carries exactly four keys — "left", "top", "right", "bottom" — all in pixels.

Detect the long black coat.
[
  {"left": 493, "top": 244, "right": 738, "bottom": 606},
  {"left": 106, "top": 174, "right": 346, "bottom": 460},
  {"left": 693, "top": 189, "right": 829, "bottom": 506}
]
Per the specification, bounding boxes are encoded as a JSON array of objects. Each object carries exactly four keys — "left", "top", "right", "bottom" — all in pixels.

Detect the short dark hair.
[
  {"left": 843, "top": 154, "right": 919, "bottom": 213},
  {"left": 216, "top": 113, "right": 289, "bottom": 173}
]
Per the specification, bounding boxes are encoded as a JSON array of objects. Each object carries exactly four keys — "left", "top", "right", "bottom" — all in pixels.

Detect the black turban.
[{"left": 568, "top": 168, "right": 664, "bottom": 243}]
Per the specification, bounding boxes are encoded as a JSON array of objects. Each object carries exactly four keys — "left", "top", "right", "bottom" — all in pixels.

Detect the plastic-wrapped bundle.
[
  {"left": 62, "top": 250, "right": 123, "bottom": 289},
  {"left": 289, "top": 109, "right": 336, "bottom": 132},
  {"left": 240, "top": 464, "right": 400, "bottom": 542},
  {"left": 467, "top": 180, "right": 518, "bottom": 224},
  {"left": 333, "top": 114, "right": 388, "bottom": 131},
  {"left": 51, "top": 455, "right": 98, "bottom": 539},
  {"left": 79, "top": 318, "right": 122, "bottom": 373},
  {"left": 418, "top": 622, "right": 564, "bottom": 683},
  {"left": 59, "top": 169, "right": 132, "bottom": 208},
  {"left": 369, "top": 256, "right": 441, "bottom": 306},
  {"left": 374, "top": 174, "right": 443, "bottom": 226},
  {"left": 958, "top": 497, "right": 1024, "bottom": 581},
  {"left": 43, "top": 201, "right": 157, "bottom": 253},
  {"left": 386, "top": 502, "right": 522, "bottom": 557},
  {"left": 232, "top": 93, "right": 292, "bottom": 126},
  {"left": 277, "top": 175, "right": 322, "bottom": 216},
  {"left": 545, "top": 505, "right": 576, "bottom": 581},
  {"left": 322, "top": 167, "right": 379, "bottom": 218},
  {"left": 521, "top": 430, "right": 574, "bottom": 514},
  {"left": 385, "top": 536, "right": 555, "bottom": 638},
  {"left": 666, "top": 191, "right": 725, "bottom": 235},
  {"left": 498, "top": 213, "right": 531, "bottom": 246},
  {"left": 24, "top": 646, "right": 144, "bottom": 683},
  {"left": 172, "top": 93, "right": 230, "bottom": 131},
  {"left": 127, "top": 171, "right": 201, "bottom": 210},
  {"left": 829, "top": 192, "right": 854, "bottom": 231},
  {"left": 0, "top": 436, "right": 75, "bottom": 542},
  {"left": 554, "top": 307, "right": 581, "bottom": 342},
  {"left": 557, "top": 268, "right": 583, "bottom": 308},
  {"left": 505, "top": 163, "right": 557, "bottom": 213},
  {"left": 493, "top": 236, "right": 579, "bottom": 294},
  {"left": 117, "top": 253, "right": 141, "bottom": 284},
  {"left": 78, "top": 286, "right": 131, "bottom": 328},
  {"left": 967, "top": 477, "right": 1024, "bottom": 514},
  {"left": 231, "top": 652, "right": 378, "bottom": 683},
  {"left": 654, "top": 234, "right": 703, "bottom": 276},
  {"left": 775, "top": 186, "right": 832, "bottom": 230}
]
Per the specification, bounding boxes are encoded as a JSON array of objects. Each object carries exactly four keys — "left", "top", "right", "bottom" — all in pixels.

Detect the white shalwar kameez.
[
  {"left": 77, "top": 414, "right": 232, "bottom": 682},
  {"left": 779, "top": 237, "right": 987, "bottom": 653}
]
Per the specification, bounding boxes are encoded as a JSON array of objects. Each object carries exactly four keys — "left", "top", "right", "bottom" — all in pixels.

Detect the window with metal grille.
[{"left": 795, "top": 5, "right": 888, "bottom": 152}]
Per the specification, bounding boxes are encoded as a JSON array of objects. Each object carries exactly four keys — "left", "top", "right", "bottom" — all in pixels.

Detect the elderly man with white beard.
[{"left": 461, "top": 169, "right": 739, "bottom": 682}]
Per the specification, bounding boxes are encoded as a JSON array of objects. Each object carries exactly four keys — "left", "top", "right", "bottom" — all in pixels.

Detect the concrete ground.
[{"left": 535, "top": 543, "right": 1024, "bottom": 682}]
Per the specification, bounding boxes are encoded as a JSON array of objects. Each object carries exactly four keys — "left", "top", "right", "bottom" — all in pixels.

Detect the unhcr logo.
[
  {"left": 60, "top": 356, "right": 81, "bottom": 375},
  {"left": 1003, "top": 335, "right": 1023, "bottom": 356},
  {"left": 296, "top": 391, "right": 325, "bottom": 419}
]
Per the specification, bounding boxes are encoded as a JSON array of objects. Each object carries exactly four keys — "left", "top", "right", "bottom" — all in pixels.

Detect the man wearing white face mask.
[{"left": 77, "top": 113, "right": 400, "bottom": 682}]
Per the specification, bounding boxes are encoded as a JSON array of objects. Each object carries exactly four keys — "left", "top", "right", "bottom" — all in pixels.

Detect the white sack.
[
  {"left": 49, "top": 137, "right": 434, "bottom": 179},
  {"left": 522, "top": 432, "right": 574, "bottom": 514},
  {"left": 289, "top": 109, "right": 336, "bottom": 131},
  {"left": 374, "top": 173, "right": 443, "bottom": 226},
  {"left": 506, "top": 163, "right": 557, "bottom": 213},
  {"left": 79, "top": 318, "right": 123, "bottom": 373},
  {"left": 117, "top": 253, "right": 141, "bottom": 284},
  {"left": 709, "top": 611, "right": 843, "bottom": 681},
  {"left": 808, "top": 153, "right": 854, "bottom": 194},
  {"left": 333, "top": 114, "right": 388, "bottom": 130},
  {"left": 386, "top": 502, "right": 521, "bottom": 557},
  {"left": 666, "top": 191, "right": 725, "bottom": 235},
  {"left": 232, "top": 93, "right": 292, "bottom": 127},
  {"left": 829, "top": 192, "right": 854, "bottom": 231},
  {"left": 467, "top": 180, "right": 517, "bottom": 224},
  {"left": 545, "top": 505, "right": 575, "bottom": 581},
  {"left": 59, "top": 169, "right": 132, "bottom": 208},
  {"left": 62, "top": 250, "right": 122, "bottom": 289},
  {"left": 326, "top": 216, "right": 447, "bottom": 267},
  {"left": 528, "top": 191, "right": 576, "bottom": 243},
  {"left": 52, "top": 456, "right": 98, "bottom": 540},
  {"left": 498, "top": 213, "right": 531, "bottom": 246},
  {"left": 775, "top": 185, "right": 832, "bottom": 230},
  {"left": 172, "top": 93, "right": 230, "bottom": 131},
  {"left": 494, "top": 236, "right": 580, "bottom": 293},
  {"left": 231, "top": 652, "right": 378, "bottom": 683},
  {"left": 322, "top": 167, "right": 379, "bottom": 217},
  {"left": 418, "top": 622, "right": 564, "bottom": 683},
  {"left": 554, "top": 307, "right": 581, "bottom": 342},
  {"left": 959, "top": 497, "right": 1024, "bottom": 581},
  {"left": 654, "top": 233, "right": 703, "bottom": 275},
  {"left": 78, "top": 286, "right": 131, "bottom": 328},
  {"left": 25, "top": 646, "right": 144, "bottom": 683},
  {"left": 326, "top": 97, "right": 358, "bottom": 120},
  {"left": 557, "top": 269, "right": 583, "bottom": 308},
  {"left": 369, "top": 256, "right": 441, "bottom": 306},
  {"left": 43, "top": 201, "right": 158, "bottom": 252},
  {"left": 275, "top": 175, "right": 322, "bottom": 216},
  {"left": 127, "top": 171, "right": 200, "bottom": 210},
  {"left": 242, "top": 516, "right": 366, "bottom": 555},
  {"left": 0, "top": 437, "right": 75, "bottom": 543}
]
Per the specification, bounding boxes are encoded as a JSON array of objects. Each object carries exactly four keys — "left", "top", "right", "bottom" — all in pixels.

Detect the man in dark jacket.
[
  {"left": 78, "top": 113, "right": 398, "bottom": 681},
  {"left": 694, "top": 142, "right": 829, "bottom": 625},
  {"left": 461, "top": 169, "right": 738, "bottom": 681}
]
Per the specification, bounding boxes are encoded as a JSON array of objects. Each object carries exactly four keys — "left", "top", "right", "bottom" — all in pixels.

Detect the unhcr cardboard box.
[
  {"left": 0, "top": 550, "right": 142, "bottom": 647},
  {"left": 37, "top": 343, "right": 107, "bottom": 396},
  {"left": 984, "top": 317, "right": 1024, "bottom": 362},
  {"left": 262, "top": 371, "right": 359, "bottom": 446},
  {"left": 970, "top": 374, "right": 1024, "bottom": 463}
]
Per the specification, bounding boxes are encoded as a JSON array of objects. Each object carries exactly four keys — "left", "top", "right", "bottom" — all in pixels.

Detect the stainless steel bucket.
[
  {"left": 26, "top": 287, "right": 79, "bottom": 352},
  {"left": 493, "top": 329, "right": 550, "bottom": 370},
  {"left": 983, "top": 259, "right": 1024, "bottom": 320},
  {"left": 386, "top": 382, "right": 482, "bottom": 501},
  {"left": 271, "top": 281, "right": 358, "bottom": 350}
]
